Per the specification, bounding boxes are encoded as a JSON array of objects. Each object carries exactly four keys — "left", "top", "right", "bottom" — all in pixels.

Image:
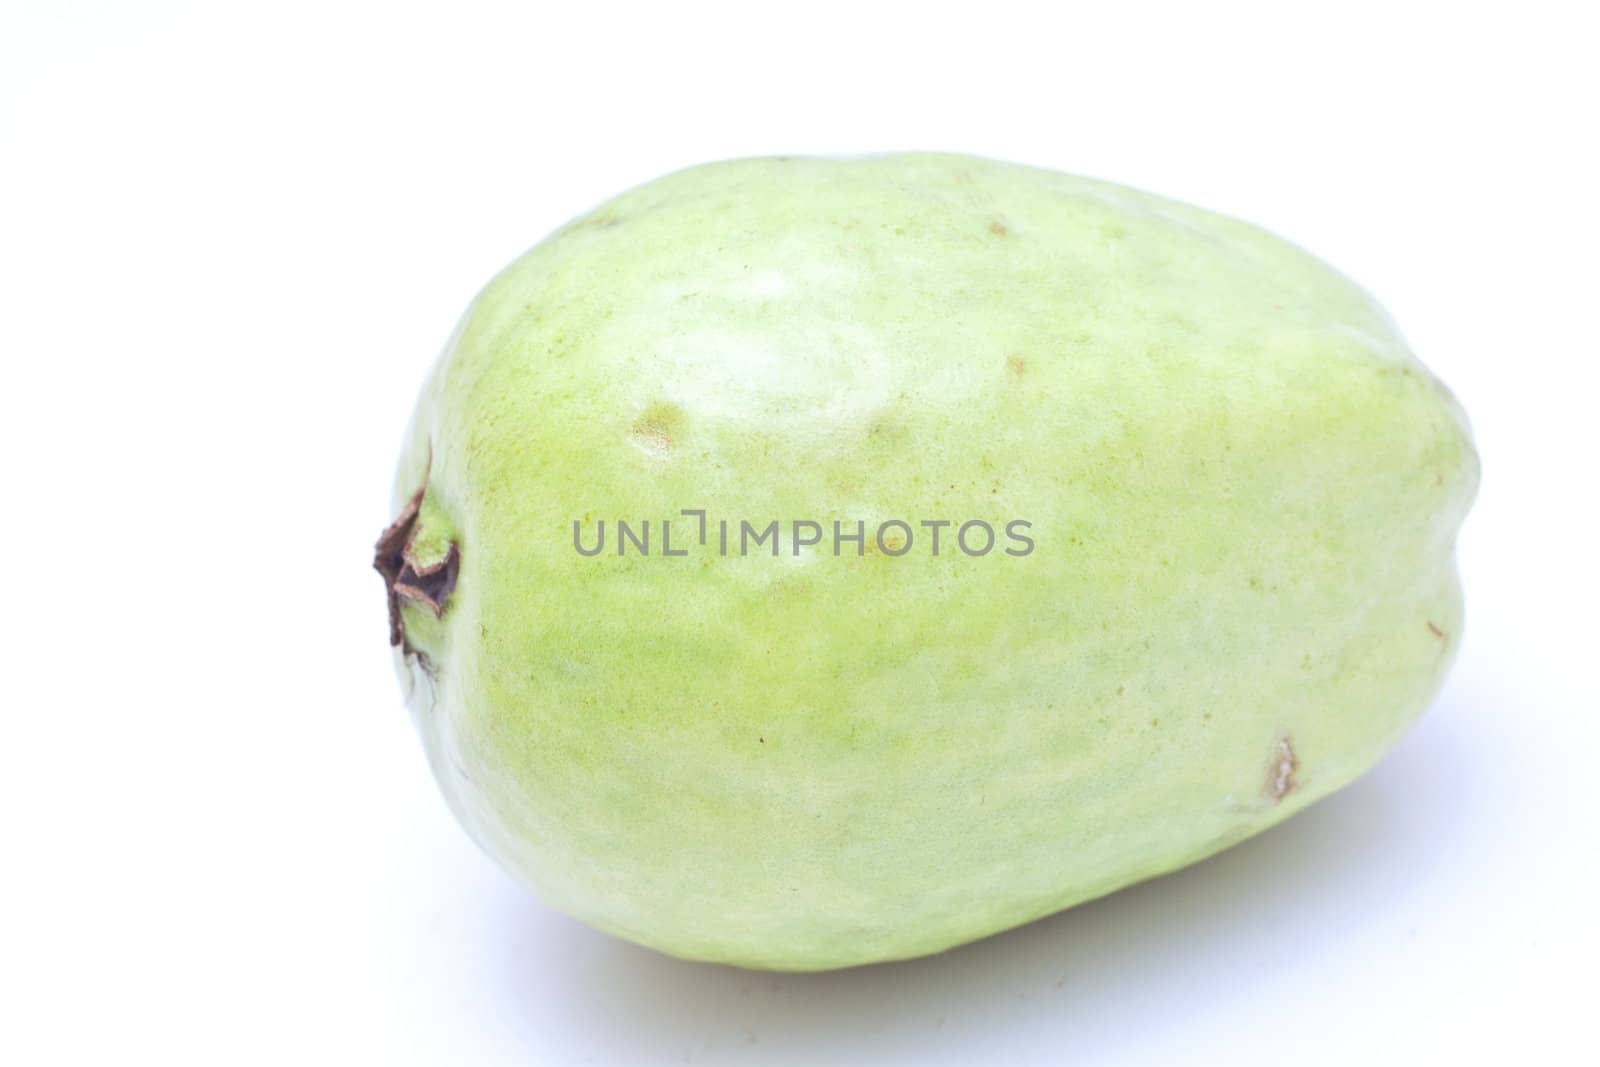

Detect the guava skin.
[{"left": 382, "top": 153, "right": 1477, "bottom": 971}]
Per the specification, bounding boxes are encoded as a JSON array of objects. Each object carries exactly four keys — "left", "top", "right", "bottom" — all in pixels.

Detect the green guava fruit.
[{"left": 375, "top": 153, "right": 1477, "bottom": 971}]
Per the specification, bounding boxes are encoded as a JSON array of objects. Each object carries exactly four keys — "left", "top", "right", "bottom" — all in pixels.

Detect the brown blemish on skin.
[
  {"left": 988, "top": 219, "right": 1009, "bottom": 236},
  {"left": 854, "top": 537, "right": 892, "bottom": 561},
  {"left": 572, "top": 213, "right": 623, "bottom": 231},
  {"left": 373, "top": 476, "right": 461, "bottom": 649},
  {"left": 628, "top": 401, "right": 685, "bottom": 457},
  {"left": 1006, "top": 355, "right": 1026, "bottom": 376},
  {"left": 1265, "top": 736, "right": 1298, "bottom": 803},
  {"left": 1427, "top": 620, "right": 1450, "bottom": 648}
]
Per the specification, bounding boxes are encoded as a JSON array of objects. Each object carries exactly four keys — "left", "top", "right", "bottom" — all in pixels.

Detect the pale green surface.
[{"left": 386, "top": 153, "right": 1478, "bottom": 970}]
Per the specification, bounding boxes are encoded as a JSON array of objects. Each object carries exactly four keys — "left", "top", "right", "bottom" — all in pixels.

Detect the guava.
[{"left": 375, "top": 153, "right": 1477, "bottom": 971}]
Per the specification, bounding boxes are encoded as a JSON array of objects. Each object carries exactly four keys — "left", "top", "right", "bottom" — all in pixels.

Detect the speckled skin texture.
[{"left": 384, "top": 153, "right": 1478, "bottom": 970}]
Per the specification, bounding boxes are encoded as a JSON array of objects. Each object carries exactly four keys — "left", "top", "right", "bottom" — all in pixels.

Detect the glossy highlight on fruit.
[{"left": 376, "top": 153, "right": 1478, "bottom": 970}]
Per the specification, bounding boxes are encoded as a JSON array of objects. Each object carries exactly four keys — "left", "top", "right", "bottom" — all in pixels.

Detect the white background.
[{"left": 3, "top": 3, "right": 1595, "bottom": 1063}]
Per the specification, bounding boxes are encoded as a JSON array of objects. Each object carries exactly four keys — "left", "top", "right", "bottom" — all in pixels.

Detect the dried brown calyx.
[{"left": 373, "top": 485, "right": 460, "bottom": 648}]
